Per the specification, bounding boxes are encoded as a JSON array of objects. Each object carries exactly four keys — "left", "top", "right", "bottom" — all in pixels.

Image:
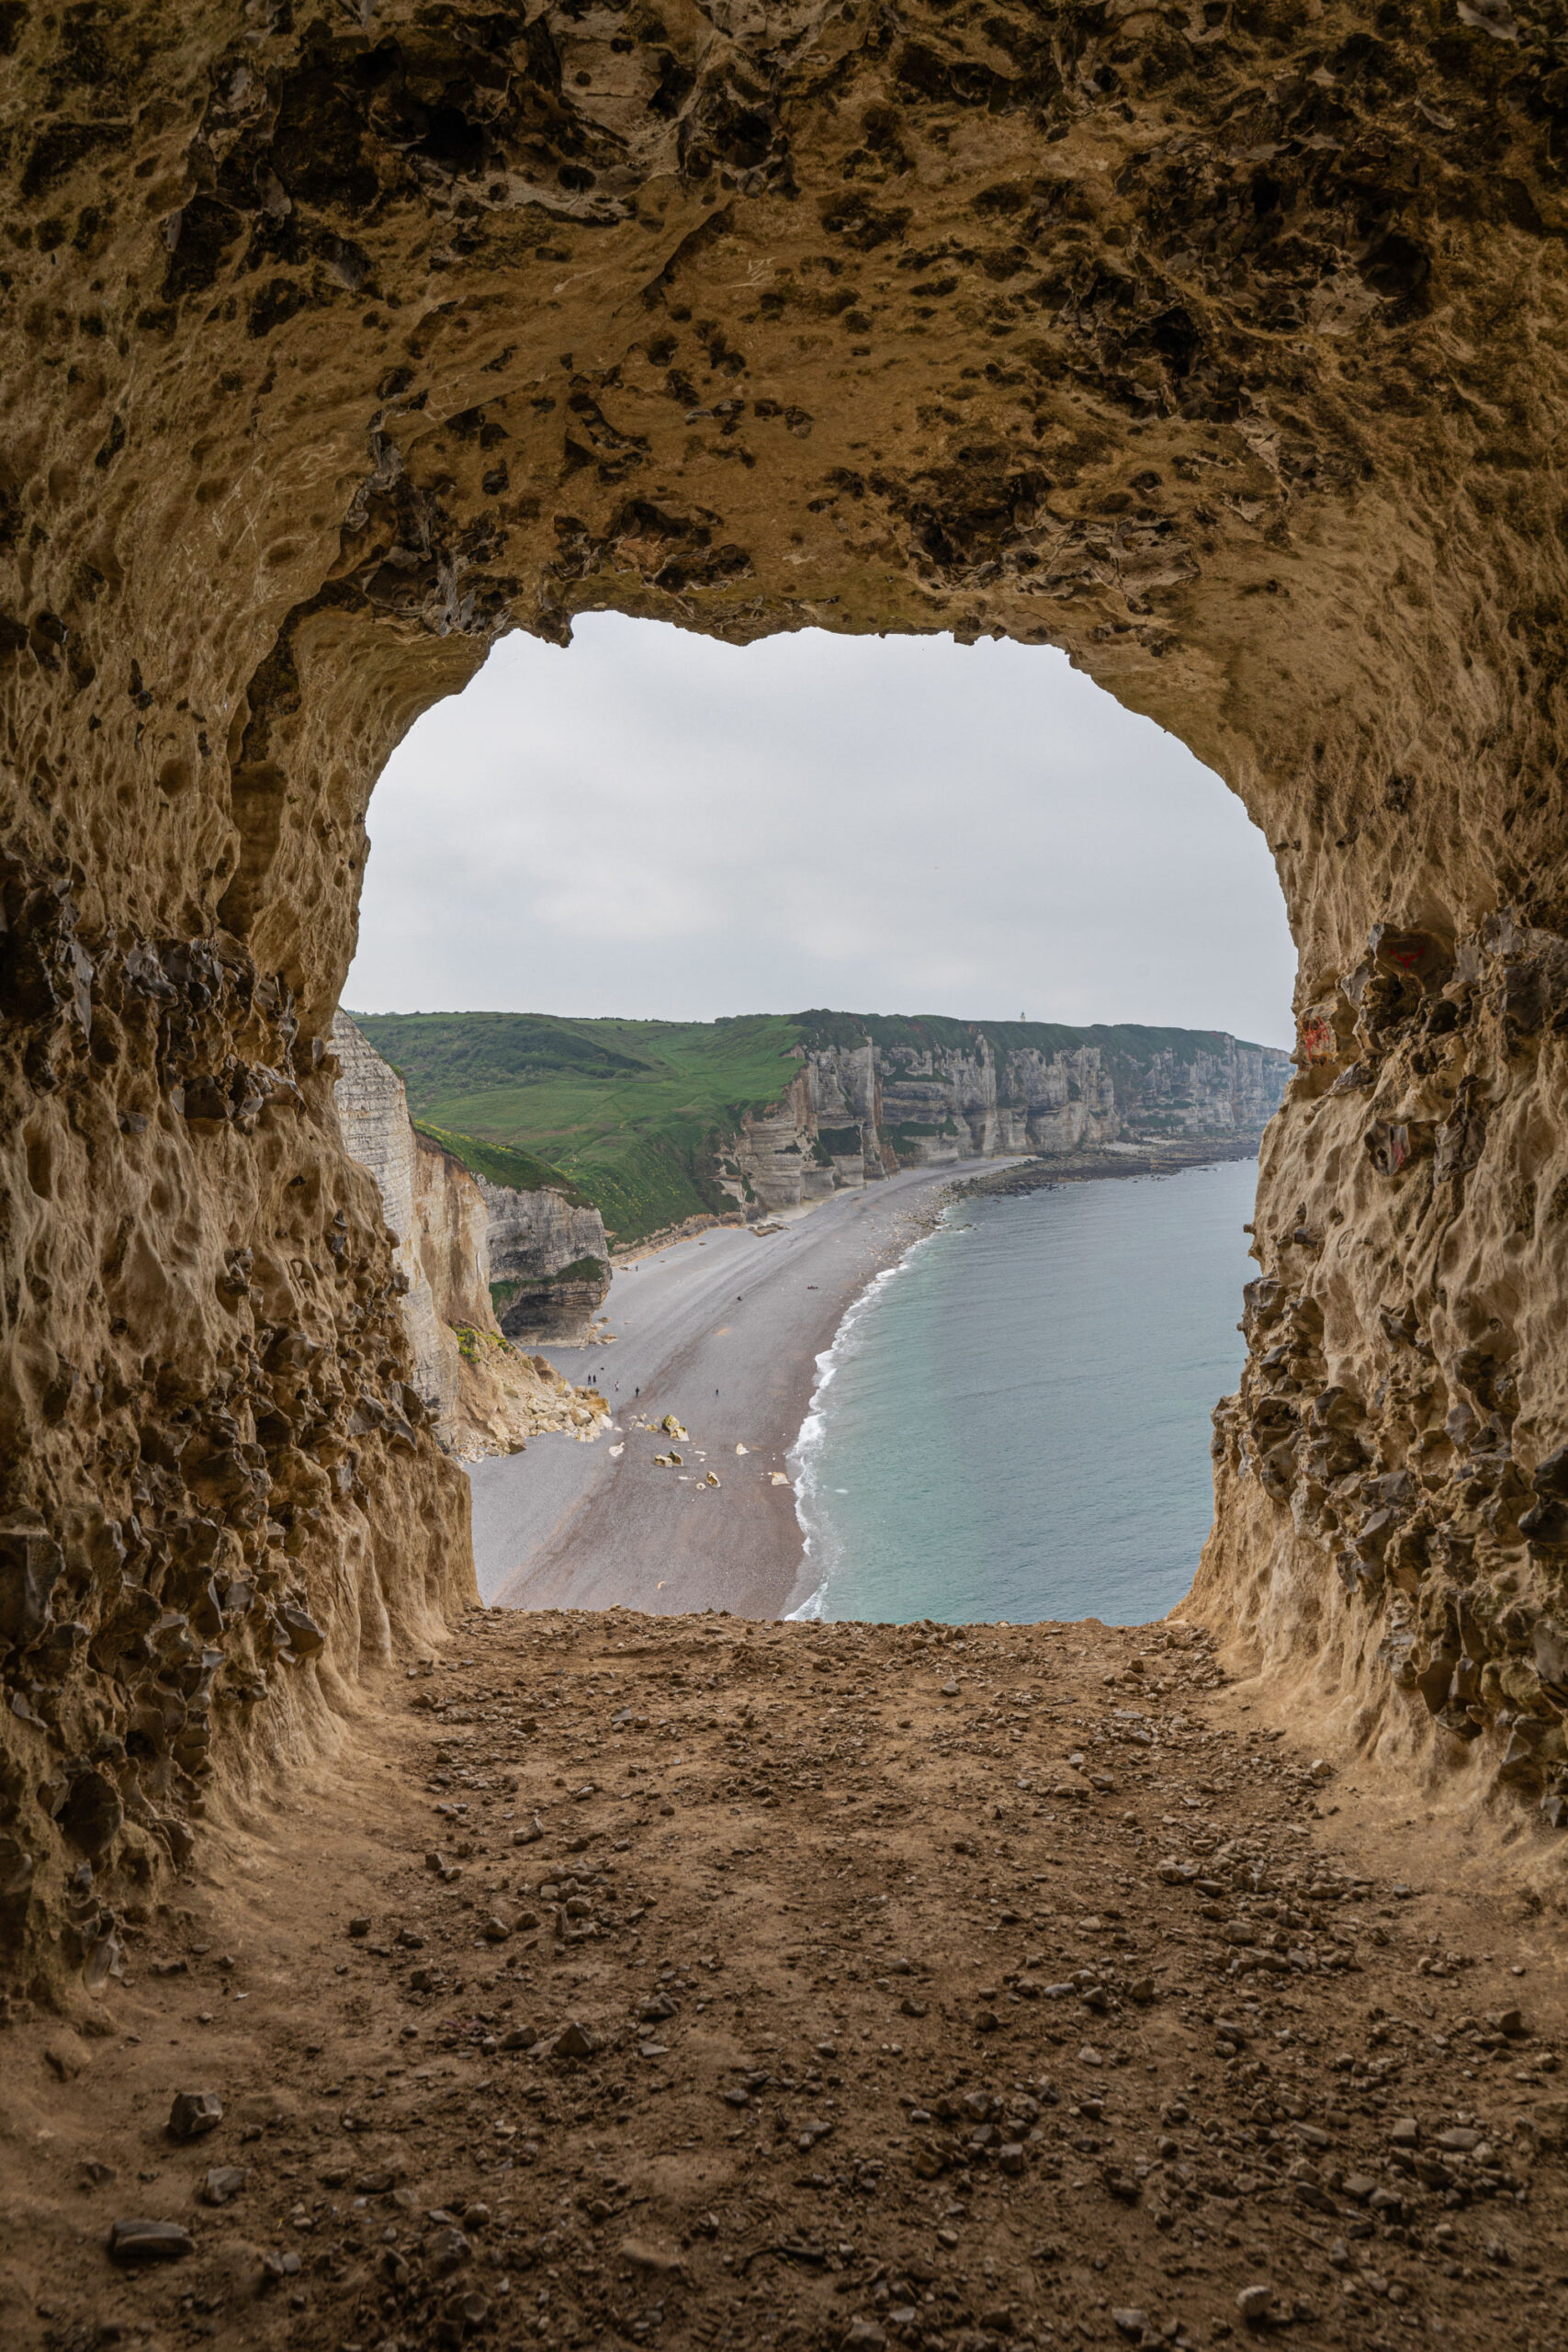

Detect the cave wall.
[{"left": 6, "top": 0, "right": 1568, "bottom": 1988}]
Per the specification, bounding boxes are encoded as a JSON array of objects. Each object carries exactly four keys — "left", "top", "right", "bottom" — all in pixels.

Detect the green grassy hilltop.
[
  {"left": 350, "top": 1008, "right": 1280, "bottom": 1245},
  {"left": 351, "top": 1012, "right": 803, "bottom": 1241}
]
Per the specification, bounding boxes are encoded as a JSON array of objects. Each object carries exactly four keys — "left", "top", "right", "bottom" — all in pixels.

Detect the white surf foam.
[{"left": 783, "top": 1217, "right": 951, "bottom": 1621}]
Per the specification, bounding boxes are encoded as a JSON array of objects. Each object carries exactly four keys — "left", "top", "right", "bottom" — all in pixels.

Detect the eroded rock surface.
[
  {"left": 6, "top": 1, "right": 1568, "bottom": 1989},
  {"left": 1196, "top": 913, "right": 1568, "bottom": 1824}
]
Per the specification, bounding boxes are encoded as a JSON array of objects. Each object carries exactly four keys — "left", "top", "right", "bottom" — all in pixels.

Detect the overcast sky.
[{"left": 345, "top": 614, "right": 1296, "bottom": 1048}]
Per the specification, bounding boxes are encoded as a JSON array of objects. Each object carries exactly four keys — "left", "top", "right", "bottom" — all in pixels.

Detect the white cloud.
[{"left": 345, "top": 613, "right": 1296, "bottom": 1046}]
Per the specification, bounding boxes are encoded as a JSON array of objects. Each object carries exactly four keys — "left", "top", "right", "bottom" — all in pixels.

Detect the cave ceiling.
[{"left": 7, "top": 2, "right": 1568, "bottom": 1001}]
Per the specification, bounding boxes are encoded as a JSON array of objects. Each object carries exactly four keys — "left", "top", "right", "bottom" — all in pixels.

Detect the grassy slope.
[
  {"left": 410, "top": 1120, "right": 593, "bottom": 1209},
  {"left": 352, "top": 1009, "right": 1286, "bottom": 1243},
  {"left": 352, "top": 1012, "right": 803, "bottom": 1241}
]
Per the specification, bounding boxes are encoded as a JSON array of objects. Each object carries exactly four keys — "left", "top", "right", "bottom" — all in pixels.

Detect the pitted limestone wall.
[
  {"left": 7, "top": 1, "right": 1568, "bottom": 1992},
  {"left": 1191, "top": 914, "right": 1568, "bottom": 1818}
]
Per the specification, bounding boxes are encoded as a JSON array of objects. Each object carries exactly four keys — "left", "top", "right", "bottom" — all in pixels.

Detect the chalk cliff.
[
  {"left": 331, "top": 1017, "right": 606, "bottom": 1460},
  {"left": 723, "top": 1020, "right": 1289, "bottom": 1213},
  {"left": 479, "top": 1175, "right": 612, "bottom": 1345},
  {"left": 10, "top": 0, "right": 1568, "bottom": 1995}
]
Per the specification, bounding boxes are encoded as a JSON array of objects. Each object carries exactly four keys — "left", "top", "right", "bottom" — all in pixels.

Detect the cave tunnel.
[{"left": 6, "top": 1, "right": 1568, "bottom": 2005}]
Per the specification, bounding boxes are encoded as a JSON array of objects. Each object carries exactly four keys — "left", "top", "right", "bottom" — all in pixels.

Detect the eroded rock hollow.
[{"left": 6, "top": 0, "right": 1568, "bottom": 1994}]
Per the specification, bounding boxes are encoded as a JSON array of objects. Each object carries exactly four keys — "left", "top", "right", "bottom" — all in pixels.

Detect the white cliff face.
[
  {"left": 715, "top": 1026, "right": 1291, "bottom": 1210},
  {"left": 725, "top": 1077, "right": 841, "bottom": 1213},
  {"left": 478, "top": 1175, "right": 611, "bottom": 1342},
  {"left": 872, "top": 1039, "right": 1121, "bottom": 1164},
  {"left": 332, "top": 1012, "right": 460, "bottom": 1430},
  {"left": 412, "top": 1132, "right": 494, "bottom": 1336},
  {"left": 332, "top": 1015, "right": 607, "bottom": 1456},
  {"left": 1110, "top": 1039, "right": 1292, "bottom": 1133}
]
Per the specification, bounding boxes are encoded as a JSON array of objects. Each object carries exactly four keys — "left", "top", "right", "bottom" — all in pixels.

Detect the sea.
[{"left": 786, "top": 1156, "right": 1258, "bottom": 1627}]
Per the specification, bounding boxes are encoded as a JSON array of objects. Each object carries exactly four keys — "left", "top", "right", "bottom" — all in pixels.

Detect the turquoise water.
[{"left": 787, "top": 1158, "right": 1259, "bottom": 1626}]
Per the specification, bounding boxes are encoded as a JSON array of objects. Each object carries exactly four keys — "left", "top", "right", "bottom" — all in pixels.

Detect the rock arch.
[{"left": 6, "top": 0, "right": 1568, "bottom": 1988}]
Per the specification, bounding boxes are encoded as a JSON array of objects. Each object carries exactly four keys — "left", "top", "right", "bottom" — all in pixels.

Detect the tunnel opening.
[{"left": 337, "top": 611, "right": 1294, "bottom": 1631}]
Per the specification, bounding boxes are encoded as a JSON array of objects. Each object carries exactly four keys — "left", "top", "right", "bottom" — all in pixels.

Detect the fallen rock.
[
  {"left": 109, "top": 2218, "right": 195, "bottom": 2261},
  {"left": 168, "top": 2089, "right": 222, "bottom": 2141},
  {"left": 427, "top": 2225, "right": 471, "bottom": 2274},
  {"left": 552, "top": 2019, "right": 600, "bottom": 2058},
  {"left": 201, "top": 2166, "right": 249, "bottom": 2206},
  {"left": 619, "top": 2236, "right": 685, "bottom": 2276}
]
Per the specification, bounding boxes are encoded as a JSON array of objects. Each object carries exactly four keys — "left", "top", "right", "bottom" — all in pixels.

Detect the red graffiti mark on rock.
[
  {"left": 1301, "top": 1013, "right": 1336, "bottom": 1063},
  {"left": 1372, "top": 927, "right": 1449, "bottom": 982}
]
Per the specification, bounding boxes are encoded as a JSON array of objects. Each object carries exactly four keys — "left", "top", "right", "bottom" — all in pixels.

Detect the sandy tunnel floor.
[{"left": 3, "top": 1611, "right": 1567, "bottom": 2352}]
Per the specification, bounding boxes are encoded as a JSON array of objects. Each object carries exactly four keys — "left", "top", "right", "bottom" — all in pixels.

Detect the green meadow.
[{"left": 350, "top": 1011, "right": 804, "bottom": 1242}]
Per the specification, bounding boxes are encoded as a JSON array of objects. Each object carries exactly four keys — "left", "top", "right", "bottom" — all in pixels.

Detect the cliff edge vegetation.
[
  {"left": 352, "top": 1012, "right": 800, "bottom": 1240},
  {"left": 353, "top": 1010, "right": 1289, "bottom": 1243}
]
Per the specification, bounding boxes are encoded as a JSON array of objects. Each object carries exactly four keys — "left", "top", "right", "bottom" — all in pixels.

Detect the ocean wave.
[{"left": 784, "top": 1217, "right": 952, "bottom": 1621}]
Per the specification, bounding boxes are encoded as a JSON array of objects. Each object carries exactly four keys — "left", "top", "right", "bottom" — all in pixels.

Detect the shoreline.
[
  {"left": 468, "top": 1163, "right": 978, "bottom": 1619},
  {"left": 470, "top": 1136, "right": 1263, "bottom": 1622},
  {"left": 782, "top": 1220, "right": 948, "bottom": 1621},
  {"left": 782, "top": 1137, "right": 1267, "bottom": 1623},
  {"left": 950, "top": 1125, "right": 1269, "bottom": 1201}
]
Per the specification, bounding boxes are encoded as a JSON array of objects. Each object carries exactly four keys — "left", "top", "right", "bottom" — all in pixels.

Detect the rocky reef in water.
[
  {"left": 7, "top": 0, "right": 1568, "bottom": 2001},
  {"left": 331, "top": 1016, "right": 610, "bottom": 1459}
]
